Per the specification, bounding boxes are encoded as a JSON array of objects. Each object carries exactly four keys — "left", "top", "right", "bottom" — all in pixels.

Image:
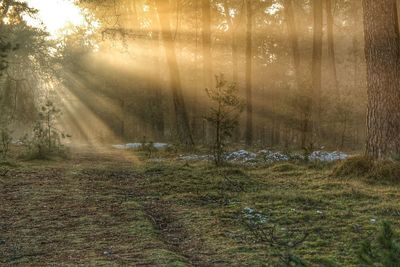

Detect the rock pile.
[
  {"left": 112, "top": 143, "right": 170, "bottom": 150},
  {"left": 309, "top": 151, "right": 348, "bottom": 162},
  {"left": 225, "top": 150, "right": 257, "bottom": 162}
]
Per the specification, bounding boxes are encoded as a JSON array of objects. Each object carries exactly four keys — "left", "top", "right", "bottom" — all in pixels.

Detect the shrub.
[
  {"left": 23, "top": 100, "right": 70, "bottom": 159},
  {"left": 0, "top": 124, "right": 12, "bottom": 160}
]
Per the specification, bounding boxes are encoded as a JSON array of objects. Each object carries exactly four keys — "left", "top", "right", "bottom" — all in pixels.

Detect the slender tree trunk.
[
  {"left": 326, "top": 0, "right": 339, "bottom": 95},
  {"left": 202, "top": 0, "right": 212, "bottom": 89},
  {"left": 311, "top": 0, "right": 323, "bottom": 145},
  {"left": 222, "top": 1, "right": 241, "bottom": 142},
  {"left": 149, "top": 2, "right": 165, "bottom": 140},
  {"left": 363, "top": 0, "right": 400, "bottom": 159},
  {"left": 191, "top": 0, "right": 200, "bottom": 140},
  {"left": 232, "top": 25, "right": 239, "bottom": 85},
  {"left": 201, "top": 0, "right": 212, "bottom": 143},
  {"left": 284, "top": 0, "right": 309, "bottom": 148},
  {"left": 155, "top": 0, "right": 194, "bottom": 147},
  {"left": 222, "top": 0, "right": 239, "bottom": 84},
  {"left": 313, "top": 0, "right": 323, "bottom": 114},
  {"left": 284, "top": 0, "right": 301, "bottom": 86},
  {"left": 244, "top": 0, "right": 253, "bottom": 147}
]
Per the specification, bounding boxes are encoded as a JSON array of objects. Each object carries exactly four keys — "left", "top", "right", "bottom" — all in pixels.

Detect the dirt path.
[{"left": 0, "top": 149, "right": 200, "bottom": 266}]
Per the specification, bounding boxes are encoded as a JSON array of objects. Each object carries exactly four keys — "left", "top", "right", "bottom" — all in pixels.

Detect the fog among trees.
[
  {"left": 2, "top": 0, "right": 400, "bottom": 266},
  {"left": 1, "top": 0, "right": 370, "bottom": 150}
]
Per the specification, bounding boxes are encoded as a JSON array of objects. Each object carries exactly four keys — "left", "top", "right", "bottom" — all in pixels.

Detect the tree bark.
[
  {"left": 149, "top": 2, "right": 165, "bottom": 140},
  {"left": 363, "top": 0, "right": 400, "bottom": 158},
  {"left": 311, "top": 0, "right": 323, "bottom": 145},
  {"left": 244, "top": 0, "right": 253, "bottom": 146},
  {"left": 202, "top": 0, "right": 212, "bottom": 89},
  {"left": 191, "top": 0, "right": 200, "bottom": 140},
  {"left": 325, "top": 0, "right": 339, "bottom": 95},
  {"left": 222, "top": 0, "right": 239, "bottom": 84},
  {"left": 284, "top": 0, "right": 309, "bottom": 148},
  {"left": 284, "top": 0, "right": 301, "bottom": 86},
  {"left": 155, "top": 0, "right": 194, "bottom": 147}
]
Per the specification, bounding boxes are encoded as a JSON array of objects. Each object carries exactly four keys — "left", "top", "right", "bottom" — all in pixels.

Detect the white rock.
[
  {"left": 258, "top": 150, "right": 289, "bottom": 163},
  {"left": 177, "top": 154, "right": 212, "bottom": 161},
  {"left": 309, "top": 151, "right": 348, "bottom": 162},
  {"left": 112, "top": 143, "right": 170, "bottom": 150},
  {"left": 226, "top": 150, "right": 257, "bottom": 162}
]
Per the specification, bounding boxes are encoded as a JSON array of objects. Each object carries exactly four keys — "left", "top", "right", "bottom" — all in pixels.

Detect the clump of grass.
[
  {"left": 271, "top": 163, "right": 299, "bottom": 173},
  {"left": 333, "top": 156, "right": 373, "bottom": 177},
  {"left": 221, "top": 168, "right": 249, "bottom": 178},
  {"left": 333, "top": 156, "right": 400, "bottom": 183},
  {"left": 306, "top": 161, "right": 336, "bottom": 170},
  {"left": 144, "top": 165, "right": 166, "bottom": 175},
  {"left": 370, "top": 161, "right": 400, "bottom": 183},
  {"left": 0, "top": 159, "right": 17, "bottom": 167}
]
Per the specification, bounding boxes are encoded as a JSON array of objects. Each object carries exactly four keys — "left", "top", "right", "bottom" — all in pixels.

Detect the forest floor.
[{"left": 1, "top": 147, "right": 400, "bottom": 266}]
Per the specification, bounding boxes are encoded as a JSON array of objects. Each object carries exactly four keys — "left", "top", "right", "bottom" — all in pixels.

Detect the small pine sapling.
[{"left": 205, "top": 74, "right": 244, "bottom": 166}]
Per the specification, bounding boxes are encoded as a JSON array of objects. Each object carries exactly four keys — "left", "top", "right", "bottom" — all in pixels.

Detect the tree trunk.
[
  {"left": 363, "top": 0, "right": 400, "bottom": 158},
  {"left": 149, "top": 2, "right": 165, "bottom": 140},
  {"left": 311, "top": 0, "right": 323, "bottom": 145},
  {"left": 244, "top": 0, "right": 253, "bottom": 147},
  {"left": 284, "top": 0, "right": 309, "bottom": 148},
  {"left": 284, "top": 0, "right": 301, "bottom": 86},
  {"left": 325, "top": 0, "right": 339, "bottom": 95},
  {"left": 155, "top": 0, "right": 194, "bottom": 147},
  {"left": 398, "top": 0, "right": 400, "bottom": 31},
  {"left": 222, "top": 0, "right": 239, "bottom": 84},
  {"left": 202, "top": 0, "right": 212, "bottom": 89},
  {"left": 191, "top": 0, "right": 201, "bottom": 141},
  {"left": 232, "top": 22, "right": 239, "bottom": 85}
]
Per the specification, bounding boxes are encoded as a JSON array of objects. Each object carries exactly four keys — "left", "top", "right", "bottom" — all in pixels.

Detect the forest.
[{"left": 1, "top": 0, "right": 400, "bottom": 266}]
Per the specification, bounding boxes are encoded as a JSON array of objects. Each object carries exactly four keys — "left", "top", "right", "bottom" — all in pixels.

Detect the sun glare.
[{"left": 25, "top": 0, "right": 85, "bottom": 36}]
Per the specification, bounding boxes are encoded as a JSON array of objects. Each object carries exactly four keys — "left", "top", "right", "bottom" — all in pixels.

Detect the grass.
[
  {"left": 334, "top": 156, "right": 400, "bottom": 183},
  {"left": 1, "top": 148, "right": 400, "bottom": 266}
]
